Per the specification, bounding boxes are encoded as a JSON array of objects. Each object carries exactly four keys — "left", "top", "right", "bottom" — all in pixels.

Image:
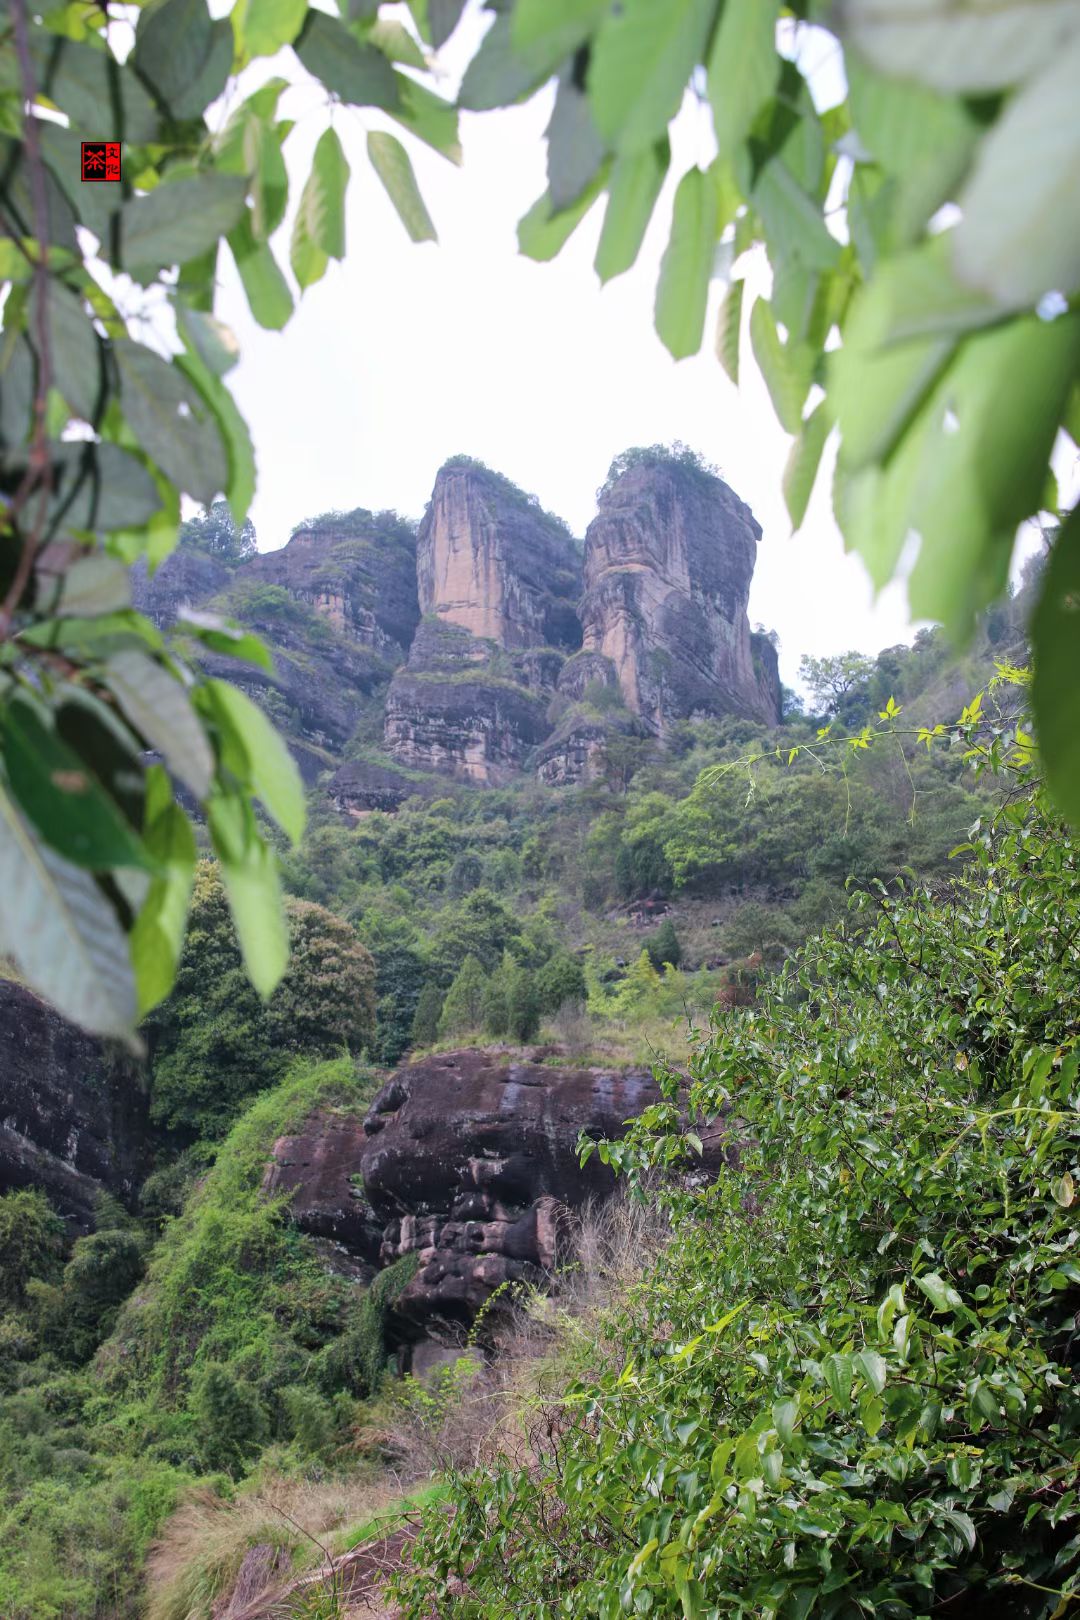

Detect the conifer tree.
[
  {"left": 506, "top": 962, "right": 541, "bottom": 1043},
  {"left": 409, "top": 983, "right": 444, "bottom": 1049},
  {"left": 437, "top": 955, "right": 487, "bottom": 1039}
]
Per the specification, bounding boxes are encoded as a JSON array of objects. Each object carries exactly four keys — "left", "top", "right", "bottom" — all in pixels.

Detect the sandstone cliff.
[
  {"left": 579, "top": 458, "right": 782, "bottom": 733},
  {"left": 0, "top": 979, "right": 150, "bottom": 1234},
  {"left": 415, "top": 460, "right": 582, "bottom": 651}
]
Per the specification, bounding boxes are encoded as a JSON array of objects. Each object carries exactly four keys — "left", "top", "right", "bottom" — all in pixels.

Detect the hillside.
[{"left": 0, "top": 445, "right": 1041, "bottom": 1620}]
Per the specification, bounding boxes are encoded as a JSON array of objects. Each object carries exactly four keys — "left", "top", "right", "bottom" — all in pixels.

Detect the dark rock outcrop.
[
  {"left": 0, "top": 979, "right": 150, "bottom": 1234},
  {"left": 579, "top": 460, "right": 782, "bottom": 733},
  {"left": 329, "top": 758, "right": 433, "bottom": 816},
  {"left": 131, "top": 548, "right": 230, "bottom": 627},
  {"left": 264, "top": 1048, "right": 714, "bottom": 1350}
]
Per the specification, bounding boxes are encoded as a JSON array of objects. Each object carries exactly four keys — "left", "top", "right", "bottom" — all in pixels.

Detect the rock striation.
[
  {"left": 265, "top": 1047, "right": 728, "bottom": 1354},
  {"left": 0, "top": 979, "right": 150, "bottom": 1234},
  {"left": 580, "top": 459, "right": 781, "bottom": 733}
]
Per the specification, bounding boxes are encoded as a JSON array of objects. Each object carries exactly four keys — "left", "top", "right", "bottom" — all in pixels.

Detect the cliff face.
[
  {"left": 580, "top": 461, "right": 781, "bottom": 733},
  {"left": 415, "top": 462, "right": 582, "bottom": 651},
  {"left": 0, "top": 980, "right": 150, "bottom": 1234},
  {"left": 240, "top": 511, "right": 420, "bottom": 660},
  {"left": 384, "top": 620, "right": 552, "bottom": 784},
  {"left": 131, "top": 455, "right": 780, "bottom": 792}
]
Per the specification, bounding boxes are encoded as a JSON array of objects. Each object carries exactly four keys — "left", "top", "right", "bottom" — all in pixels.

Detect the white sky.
[{"left": 210, "top": 6, "right": 1063, "bottom": 691}]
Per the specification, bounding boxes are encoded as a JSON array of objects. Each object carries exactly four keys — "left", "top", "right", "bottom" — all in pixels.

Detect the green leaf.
[
  {"left": 207, "top": 790, "right": 289, "bottom": 997},
  {"left": 707, "top": 0, "right": 779, "bottom": 159},
  {"left": 906, "top": 312, "right": 1080, "bottom": 634},
  {"left": 0, "top": 441, "right": 163, "bottom": 536},
  {"left": 232, "top": 0, "right": 308, "bottom": 59},
  {"left": 29, "top": 33, "right": 159, "bottom": 144},
  {"left": 368, "top": 18, "right": 427, "bottom": 70},
  {"left": 772, "top": 1398, "right": 798, "bottom": 1442},
  {"left": 428, "top": 0, "right": 467, "bottom": 49},
  {"left": 113, "top": 342, "right": 228, "bottom": 508},
  {"left": 824, "top": 1351, "right": 853, "bottom": 1412},
  {"left": 175, "top": 352, "right": 256, "bottom": 527},
  {"left": 1, "top": 693, "right": 149, "bottom": 871},
  {"left": 129, "top": 766, "right": 196, "bottom": 1016},
  {"left": 1033, "top": 507, "right": 1080, "bottom": 830},
  {"left": 228, "top": 213, "right": 294, "bottom": 330},
  {"left": 201, "top": 679, "right": 306, "bottom": 843},
  {"left": 119, "top": 176, "right": 248, "bottom": 275},
  {"left": 512, "top": 0, "right": 607, "bottom": 56},
  {"left": 247, "top": 117, "right": 290, "bottom": 242},
  {"left": 953, "top": 34, "right": 1080, "bottom": 307},
  {"left": 783, "top": 398, "right": 830, "bottom": 528},
  {"left": 854, "top": 1348, "right": 887, "bottom": 1395},
  {"left": 175, "top": 303, "right": 240, "bottom": 378},
  {"left": 290, "top": 204, "right": 329, "bottom": 290},
  {"left": 595, "top": 139, "right": 669, "bottom": 284},
  {"left": 715, "top": 276, "right": 743, "bottom": 384},
  {"left": 547, "top": 74, "right": 608, "bottom": 211},
  {"left": 294, "top": 11, "right": 399, "bottom": 107},
  {"left": 459, "top": 12, "right": 568, "bottom": 111},
  {"left": 914, "top": 1271, "right": 963, "bottom": 1314},
  {"left": 300, "top": 127, "right": 351, "bottom": 259},
  {"left": 367, "top": 132, "right": 435, "bottom": 243},
  {"left": 655, "top": 166, "right": 718, "bottom": 361},
  {"left": 390, "top": 75, "right": 461, "bottom": 163},
  {"left": 588, "top": 0, "right": 715, "bottom": 155},
  {"left": 752, "top": 158, "right": 841, "bottom": 274},
  {"left": 134, "top": 0, "right": 230, "bottom": 119},
  {"left": 860, "top": 1392, "right": 884, "bottom": 1436},
  {"left": 749, "top": 298, "right": 813, "bottom": 433},
  {"left": 178, "top": 610, "right": 275, "bottom": 672},
  {"left": 518, "top": 169, "right": 609, "bottom": 262},
  {"left": 0, "top": 780, "right": 138, "bottom": 1038},
  {"left": 37, "top": 552, "right": 131, "bottom": 618},
  {"left": 106, "top": 650, "right": 214, "bottom": 801},
  {"left": 839, "top": 0, "right": 1079, "bottom": 94},
  {"left": 44, "top": 282, "right": 101, "bottom": 423}
]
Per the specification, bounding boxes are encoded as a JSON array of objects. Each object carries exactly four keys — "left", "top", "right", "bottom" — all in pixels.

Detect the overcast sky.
[{"left": 210, "top": 6, "right": 1063, "bottom": 690}]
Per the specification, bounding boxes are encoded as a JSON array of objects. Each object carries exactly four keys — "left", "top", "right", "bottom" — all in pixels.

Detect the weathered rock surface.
[
  {"left": 131, "top": 548, "right": 230, "bottom": 627},
  {"left": 239, "top": 512, "right": 420, "bottom": 659},
  {"left": 328, "top": 757, "right": 434, "bottom": 816},
  {"left": 416, "top": 462, "right": 582, "bottom": 651},
  {"left": 385, "top": 619, "right": 551, "bottom": 784},
  {"left": 264, "top": 1048, "right": 716, "bottom": 1350},
  {"left": 0, "top": 979, "right": 150, "bottom": 1234},
  {"left": 580, "top": 460, "right": 782, "bottom": 733}
]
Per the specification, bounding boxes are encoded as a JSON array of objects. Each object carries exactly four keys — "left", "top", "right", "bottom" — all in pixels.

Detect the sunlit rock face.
[
  {"left": 579, "top": 460, "right": 782, "bottom": 734},
  {"left": 415, "top": 461, "right": 583, "bottom": 652}
]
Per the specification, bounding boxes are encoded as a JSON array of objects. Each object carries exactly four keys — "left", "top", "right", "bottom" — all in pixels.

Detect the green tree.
[
  {"left": 505, "top": 962, "right": 541, "bottom": 1043},
  {"left": 437, "top": 954, "right": 487, "bottom": 1039},
  {"left": 535, "top": 950, "right": 586, "bottom": 1014},
  {"left": 147, "top": 863, "right": 376, "bottom": 1138},
  {"left": 409, "top": 981, "right": 444, "bottom": 1048},
  {"left": 645, "top": 917, "right": 682, "bottom": 972},
  {"left": 797, "top": 652, "right": 876, "bottom": 717},
  {"left": 177, "top": 500, "right": 257, "bottom": 564},
  {"left": 0, "top": 1188, "right": 64, "bottom": 1308}
]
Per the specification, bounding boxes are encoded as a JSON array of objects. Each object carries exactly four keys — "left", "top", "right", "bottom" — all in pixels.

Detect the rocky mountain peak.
[
  {"left": 580, "top": 454, "right": 781, "bottom": 734},
  {"left": 416, "top": 458, "right": 583, "bottom": 652}
]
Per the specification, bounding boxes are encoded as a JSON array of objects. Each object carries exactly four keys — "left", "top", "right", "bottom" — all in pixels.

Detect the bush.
[
  {"left": 535, "top": 951, "right": 586, "bottom": 1015},
  {"left": 645, "top": 917, "right": 681, "bottom": 971},
  {"left": 0, "top": 1188, "right": 65, "bottom": 1308}
]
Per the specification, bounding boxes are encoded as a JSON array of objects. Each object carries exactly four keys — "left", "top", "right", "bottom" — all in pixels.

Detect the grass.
[{"left": 334, "top": 1481, "right": 449, "bottom": 1554}]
